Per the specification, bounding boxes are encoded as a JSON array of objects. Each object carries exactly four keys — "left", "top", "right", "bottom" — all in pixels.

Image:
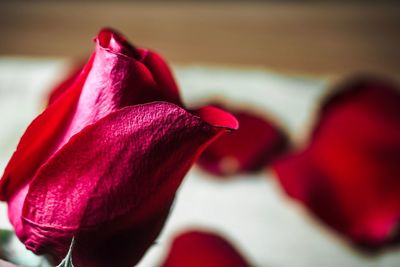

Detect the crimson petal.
[
  {"left": 161, "top": 230, "right": 251, "bottom": 267},
  {"left": 18, "top": 102, "right": 236, "bottom": 266},
  {"left": 47, "top": 64, "right": 84, "bottom": 106},
  {"left": 0, "top": 54, "right": 94, "bottom": 201},
  {"left": 273, "top": 75, "right": 400, "bottom": 249},
  {"left": 197, "top": 105, "right": 288, "bottom": 176}
]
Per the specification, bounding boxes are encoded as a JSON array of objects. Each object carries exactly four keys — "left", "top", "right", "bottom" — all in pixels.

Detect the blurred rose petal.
[
  {"left": 197, "top": 104, "right": 288, "bottom": 176},
  {"left": 273, "top": 75, "right": 400, "bottom": 249},
  {"left": 161, "top": 230, "right": 251, "bottom": 267}
]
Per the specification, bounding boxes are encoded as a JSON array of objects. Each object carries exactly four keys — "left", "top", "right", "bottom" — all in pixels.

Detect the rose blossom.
[
  {"left": 0, "top": 28, "right": 238, "bottom": 267},
  {"left": 273, "top": 75, "right": 400, "bottom": 248}
]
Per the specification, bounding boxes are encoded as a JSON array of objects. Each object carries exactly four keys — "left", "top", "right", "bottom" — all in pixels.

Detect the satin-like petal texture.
[
  {"left": 273, "top": 76, "right": 400, "bottom": 248},
  {"left": 0, "top": 28, "right": 238, "bottom": 267},
  {"left": 197, "top": 104, "right": 288, "bottom": 176},
  {"left": 161, "top": 230, "right": 251, "bottom": 267},
  {"left": 23, "top": 103, "right": 236, "bottom": 266}
]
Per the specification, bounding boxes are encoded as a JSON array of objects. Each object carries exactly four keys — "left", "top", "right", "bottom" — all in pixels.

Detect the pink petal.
[
  {"left": 273, "top": 75, "right": 400, "bottom": 249},
  {"left": 47, "top": 29, "right": 181, "bottom": 107},
  {"left": 20, "top": 102, "right": 236, "bottom": 266},
  {"left": 94, "top": 28, "right": 182, "bottom": 106},
  {"left": 161, "top": 230, "right": 251, "bottom": 267},
  {"left": 197, "top": 105, "right": 287, "bottom": 176}
]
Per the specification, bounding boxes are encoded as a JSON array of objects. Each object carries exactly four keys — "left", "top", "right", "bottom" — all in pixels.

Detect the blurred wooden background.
[{"left": 0, "top": 1, "right": 399, "bottom": 76}]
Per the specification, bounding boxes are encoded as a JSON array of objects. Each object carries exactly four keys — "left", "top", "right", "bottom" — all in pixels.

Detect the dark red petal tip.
[
  {"left": 193, "top": 106, "right": 239, "bottom": 131},
  {"left": 96, "top": 28, "right": 141, "bottom": 60},
  {"left": 161, "top": 230, "right": 251, "bottom": 267}
]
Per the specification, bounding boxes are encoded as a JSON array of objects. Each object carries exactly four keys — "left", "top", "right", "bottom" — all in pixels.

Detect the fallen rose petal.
[
  {"left": 0, "top": 28, "right": 237, "bottom": 267},
  {"left": 197, "top": 104, "right": 288, "bottom": 176},
  {"left": 161, "top": 230, "right": 251, "bottom": 267},
  {"left": 273, "top": 75, "right": 400, "bottom": 249}
]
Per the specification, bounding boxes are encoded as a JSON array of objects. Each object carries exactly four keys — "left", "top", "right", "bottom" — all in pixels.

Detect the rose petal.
[
  {"left": 18, "top": 102, "right": 236, "bottom": 266},
  {"left": 161, "top": 230, "right": 251, "bottom": 267},
  {"left": 47, "top": 64, "right": 84, "bottom": 106},
  {"left": 0, "top": 53, "right": 94, "bottom": 201},
  {"left": 273, "top": 151, "right": 349, "bottom": 236},
  {"left": 140, "top": 49, "right": 182, "bottom": 106},
  {"left": 273, "top": 75, "right": 400, "bottom": 248},
  {"left": 197, "top": 105, "right": 287, "bottom": 176},
  {"left": 193, "top": 106, "right": 239, "bottom": 130}
]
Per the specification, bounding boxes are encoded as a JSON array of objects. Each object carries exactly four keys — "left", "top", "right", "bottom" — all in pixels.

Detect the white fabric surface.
[{"left": 0, "top": 58, "right": 399, "bottom": 267}]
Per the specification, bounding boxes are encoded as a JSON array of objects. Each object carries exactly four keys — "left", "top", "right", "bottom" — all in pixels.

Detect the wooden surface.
[{"left": 0, "top": 1, "right": 399, "bottom": 76}]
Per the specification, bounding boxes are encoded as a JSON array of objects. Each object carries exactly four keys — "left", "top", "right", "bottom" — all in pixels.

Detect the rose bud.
[
  {"left": 197, "top": 104, "right": 288, "bottom": 176},
  {"left": 160, "top": 230, "right": 251, "bottom": 267},
  {"left": 273, "top": 75, "right": 400, "bottom": 249},
  {"left": 0, "top": 28, "right": 238, "bottom": 267}
]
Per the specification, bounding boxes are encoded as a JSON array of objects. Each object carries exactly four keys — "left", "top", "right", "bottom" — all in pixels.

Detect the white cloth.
[{"left": 0, "top": 58, "right": 399, "bottom": 267}]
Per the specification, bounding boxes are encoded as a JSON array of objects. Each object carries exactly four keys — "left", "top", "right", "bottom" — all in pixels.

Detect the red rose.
[
  {"left": 0, "top": 28, "right": 238, "bottom": 266},
  {"left": 197, "top": 104, "right": 288, "bottom": 176},
  {"left": 273, "top": 75, "right": 400, "bottom": 248},
  {"left": 160, "top": 230, "right": 251, "bottom": 267}
]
